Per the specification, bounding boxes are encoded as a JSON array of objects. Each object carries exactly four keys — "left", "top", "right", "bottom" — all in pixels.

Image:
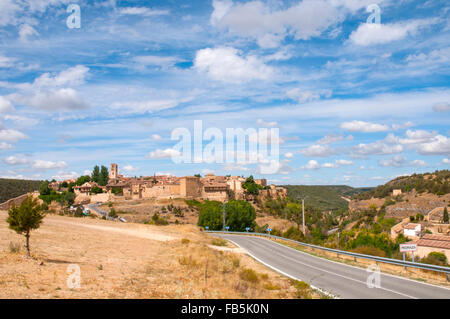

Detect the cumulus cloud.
[
  {"left": 352, "top": 141, "right": 403, "bottom": 157},
  {"left": 340, "top": 120, "right": 389, "bottom": 133},
  {"left": 0, "top": 96, "right": 14, "bottom": 113},
  {"left": 300, "top": 144, "right": 337, "bottom": 157},
  {"left": 19, "top": 24, "right": 39, "bottom": 41},
  {"left": 26, "top": 88, "right": 88, "bottom": 110},
  {"left": 284, "top": 152, "right": 294, "bottom": 159},
  {"left": 51, "top": 171, "right": 79, "bottom": 181},
  {"left": 317, "top": 133, "right": 353, "bottom": 144},
  {"left": 194, "top": 47, "right": 273, "bottom": 83},
  {"left": 3, "top": 155, "right": 29, "bottom": 165},
  {"left": 0, "top": 142, "right": 12, "bottom": 150},
  {"left": 223, "top": 163, "right": 249, "bottom": 171},
  {"left": 149, "top": 148, "right": 181, "bottom": 159},
  {"left": 211, "top": 0, "right": 341, "bottom": 48},
  {"left": 443, "top": 158, "right": 450, "bottom": 164},
  {"left": 388, "top": 130, "right": 450, "bottom": 156},
  {"left": 378, "top": 155, "right": 407, "bottom": 167},
  {"left": 302, "top": 160, "right": 320, "bottom": 170},
  {"left": 0, "top": 128, "right": 28, "bottom": 143},
  {"left": 349, "top": 19, "right": 436, "bottom": 46},
  {"left": 31, "top": 160, "right": 68, "bottom": 170},
  {"left": 322, "top": 159, "right": 353, "bottom": 168}
]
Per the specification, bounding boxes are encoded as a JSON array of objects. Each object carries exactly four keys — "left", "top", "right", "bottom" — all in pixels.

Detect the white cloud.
[
  {"left": 118, "top": 7, "right": 170, "bottom": 16},
  {"left": 349, "top": 19, "right": 435, "bottom": 46},
  {"left": 300, "top": 144, "right": 337, "bottom": 157},
  {"left": 256, "top": 119, "right": 277, "bottom": 127},
  {"left": 443, "top": 158, "right": 450, "bottom": 164},
  {"left": 340, "top": 120, "right": 389, "bottom": 133},
  {"left": 317, "top": 133, "right": 353, "bottom": 144},
  {"left": 302, "top": 160, "right": 320, "bottom": 170},
  {"left": 352, "top": 141, "right": 403, "bottom": 157},
  {"left": 322, "top": 159, "right": 353, "bottom": 168},
  {"left": 211, "top": 0, "right": 341, "bottom": 48},
  {"left": 432, "top": 102, "right": 450, "bottom": 112},
  {"left": 110, "top": 98, "right": 185, "bottom": 114},
  {"left": 411, "top": 159, "right": 427, "bottom": 167},
  {"left": 0, "top": 142, "right": 12, "bottom": 150},
  {"left": 51, "top": 171, "right": 79, "bottom": 181},
  {"left": 32, "top": 65, "right": 89, "bottom": 88},
  {"left": 194, "top": 47, "right": 273, "bottom": 83},
  {"left": 133, "top": 55, "right": 180, "bottom": 68},
  {"left": 3, "top": 155, "right": 29, "bottom": 165},
  {"left": 19, "top": 24, "right": 39, "bottom": 41},
  {"left": 149, "top": 148, "right": 181, "bottom": 159},
  {"left": 284, "top": 152, "right": 294, "bottom": 159},
  {"left": 388, "top": 130, "right": 450, "bottom": 156},
  {"left": 32, "top": 160, "right": 68, "bottom": 170},
  {"left": 0, "top": 128, "right": 28, "bottom": 143},
  {"left": 26, "top": 88, "right": 88, "bottom": 111},
  {"left": 3, "top": 114, "right": 39, "bottom": 127},
  {"left": 151, "top": 134, "right": 162, "bottom": 140},
  {"left": 378, "top": 155, "right": 407, "bottom": 167},
  {"left": 286, "top": 88, "right": 332, "bottom": 103},
  {"left": 0, "top": 0, "right": 21, "bottom": 26},
  {"left": 123, "top": 165, "right": 139, "bottom": 172},
  {"left": 0, "top": 96, "right": 14, "bottom": 113},
  {"left": 223, "top": 164, "right": 249, "bottom": 172}
]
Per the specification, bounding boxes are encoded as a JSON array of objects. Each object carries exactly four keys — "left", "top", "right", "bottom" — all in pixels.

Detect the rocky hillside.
[{"left": 350, "top": 170, "right": 450, "bottom": 219}]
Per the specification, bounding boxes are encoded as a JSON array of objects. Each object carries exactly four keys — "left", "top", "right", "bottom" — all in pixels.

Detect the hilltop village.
[{"left": 54, "top": 163, "right": 287, "bottom": 204}]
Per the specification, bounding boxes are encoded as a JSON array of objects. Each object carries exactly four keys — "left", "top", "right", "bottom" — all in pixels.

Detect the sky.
[{"left": 0, "top": 0, "right": 449, "bottom": 187}]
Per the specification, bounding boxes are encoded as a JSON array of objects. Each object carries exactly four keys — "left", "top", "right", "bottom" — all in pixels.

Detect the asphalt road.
[{"left": 215, "top": 234, "right": 450, "bottom": 299}]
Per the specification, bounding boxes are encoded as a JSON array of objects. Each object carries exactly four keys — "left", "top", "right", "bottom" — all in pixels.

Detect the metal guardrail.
[{"left": 206, "top": 230, "right": 450, "bottom": 276}]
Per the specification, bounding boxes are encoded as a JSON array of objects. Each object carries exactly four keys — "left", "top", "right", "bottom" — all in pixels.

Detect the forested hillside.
[
  {"left": 282, "top": 185, "right": 371, "bottom": 211},
  {"left": 355, "top": 170, "right": 450, "bottom": 200},
  {"left": 0, "top": 178, "right": 42, "bottom": 203}
]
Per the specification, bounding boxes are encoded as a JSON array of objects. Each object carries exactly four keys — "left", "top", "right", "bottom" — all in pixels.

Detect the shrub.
[
  {"left": 151, "top": 212, "right": 169, "bottom": 225},
  {"left": 422, "top": 252, "right": 447, "bottom": 266},
  {"left": 211, "top": 238, "right": 228, "bottom": 247},
  {"left": 352, "top": 246, "right": 386, "bottom": 257},
  {"left": 109, "top": 208, "right": 118, "bottom": 218},
  {"left": 9, "top": 241, "right": 21, "bottom": 253},
  {"left": 239, "top": 268, "right": 259, "bottom": 283},
  {"left": 181, "top": 238, "right": 190, "bottom": 245},
  {"left": 232, "top": 257, "right": 240, "bottom": 268},
  {"left": 291, "top": 280, "right": 312, "bottom": 299}
]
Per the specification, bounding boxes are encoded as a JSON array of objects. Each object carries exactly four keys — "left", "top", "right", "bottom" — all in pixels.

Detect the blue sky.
[{"left": 0, "top": 0, "right": 449, "bottom": 186}]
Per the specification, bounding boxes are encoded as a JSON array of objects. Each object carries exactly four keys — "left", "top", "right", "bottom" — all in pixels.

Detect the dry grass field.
[{"left": 0, "top": 211, "right": 321, "bottom": 299}]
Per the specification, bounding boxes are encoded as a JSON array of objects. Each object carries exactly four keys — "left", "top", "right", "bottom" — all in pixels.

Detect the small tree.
[
  {"left": 444, "top": 206, "right": 449, "bottom": 224},
  {"left": 7, "top": 195, "right": 46, "bottom": 257}
]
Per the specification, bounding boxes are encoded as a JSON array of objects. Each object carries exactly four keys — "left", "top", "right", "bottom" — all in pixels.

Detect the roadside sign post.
[
  {"left": 267, "top": 228, "right": 272, "bottom": 236},
  {"left": 245, "top": 227, "right": 250, "bottom": 232},
  {"left": 205, "top": 226, "right": 209, "bottom": 231},
  {"left": 225, "top": 226, "right": 229, "bottom": 232},
  {"left": 400, "top": 243, "right": 417, "bottom": 264}
]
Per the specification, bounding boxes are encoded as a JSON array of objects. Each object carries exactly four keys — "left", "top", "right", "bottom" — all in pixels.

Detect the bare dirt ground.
[{"left": 0, "top": 211, "right": 318, "bottom": 299}]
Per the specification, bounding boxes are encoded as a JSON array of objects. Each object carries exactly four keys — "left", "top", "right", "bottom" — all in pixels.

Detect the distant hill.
[
  {"left": 282, "top": 185, "right": 372, "bottom": 211},
  {"left": 0, "top": 178, "right": 42, "bottom": 203},
  {"left": 355, "top": 170, "right": 450, "bottom": 200}
]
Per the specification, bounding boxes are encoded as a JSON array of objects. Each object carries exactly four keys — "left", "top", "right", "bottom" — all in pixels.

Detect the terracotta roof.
[
  {"left": 416, "top": 234, "right": 450, "bottom": 250},
  {"left": 404, "top": 223, "right": 420, "bottom": 230}
]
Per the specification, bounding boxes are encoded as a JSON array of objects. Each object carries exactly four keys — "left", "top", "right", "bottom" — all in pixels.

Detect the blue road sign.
[
  {"left": 245, "top": 227, "right": 250, "bottom": 231},
  {"left": 267, "top": 228, "right": 272, "bottom": 232},
  {"left": 205, "top": 226, "right": 209, "bottom": 230},
  {"left": 225, "top": 226, "right": 230, "bottom": 230}
]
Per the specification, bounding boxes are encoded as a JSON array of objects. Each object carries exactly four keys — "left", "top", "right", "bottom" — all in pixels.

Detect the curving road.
[{"left": 214, "top": 234, "right": 450, "bottom": 299}]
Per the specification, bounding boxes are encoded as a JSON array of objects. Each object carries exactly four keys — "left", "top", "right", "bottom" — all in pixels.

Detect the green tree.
[
  {"left": 287, "top": 202, "right": 303, "bottom": 229},
  {"left": 90, "top": 186, "right": 103, "bottom": 194},
  {"left": 91, "top": 165, "right": 100, "bottom": 183},
  {"left": 39, "top": 181, "right": 51, "bottom": 196},
  {"left": 6, "top": 195, "right": 46, "bottom": 257},
  {"left": 197, "top": 201, "right": 223, "bottom": 230},
  {"left": 444, "top": 206, "right": 449, "bottom": 224},
  {"left": 99, "top": 166, "right": 109, "bottom": 186},
  {"left": 76, "top": 175, "right": 91, "bottom": 186},
  {"left": 225, "top": 200, "right": 256, "bottom": 231}
]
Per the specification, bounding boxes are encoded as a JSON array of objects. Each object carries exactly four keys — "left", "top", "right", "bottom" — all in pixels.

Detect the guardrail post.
[
  {"left": 354, "top": 257, "right": 357, "bottom": 262},
  {"left": 447, "top": 273, "right": 450, "bottom": 282}
]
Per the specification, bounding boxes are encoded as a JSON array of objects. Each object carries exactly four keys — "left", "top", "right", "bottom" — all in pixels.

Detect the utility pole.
[{"left": 302, "top": 199, "right": 305, "bottom": 234}]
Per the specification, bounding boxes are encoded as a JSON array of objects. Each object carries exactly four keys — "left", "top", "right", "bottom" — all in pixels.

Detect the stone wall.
[{"left": 0, "top": 192, "right": 36, "bottom": 210}]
